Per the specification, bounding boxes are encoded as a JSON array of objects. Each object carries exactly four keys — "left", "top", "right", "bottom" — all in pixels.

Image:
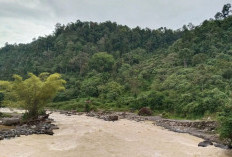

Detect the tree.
[
  {"left": 215, "top": 3, "right": 231, "bottom": 20},
  {"left": 69, "top": 52, "right": 89, "bottom": 75},
  {"left": 222, "top": 3, "right": 231, "bottom": 18},
  {"left": 98, "top": 81, "right": 123, "bottom": 101},
  {"left": 0, "top": 73, "right": 66, "bottom": 118},
  {"left": 192, "top": 53, "right": 207, "bottom": 66},
  {"left": 90, "top": 52, "right": 115, "bottom": 72},
  {"left": 179, "top": 48, "right": 193, "bottom": 68},
  {"left": 80, "top": 75, "right": 102, "bottom": 97}
]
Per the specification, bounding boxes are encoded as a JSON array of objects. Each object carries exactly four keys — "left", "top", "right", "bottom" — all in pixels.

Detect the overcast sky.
[{"left": 0, "top": 0, "right": 230, "bottom": 47}]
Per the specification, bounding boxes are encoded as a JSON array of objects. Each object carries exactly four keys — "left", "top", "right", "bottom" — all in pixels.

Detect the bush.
[
  {"left": 85, "top": 103, "right": 91, "bottom": 112},
  {"left": 162, "top": 112, "right": 170, "bottom": 118},
  {"left": 90, "top": 52, "right": 115, "bottom": 72},
  {"left": 0, "top": 93, "right": 4, "bottom": 107},
  {"left": 132, "top": 91, "right": 165, "bottom": 110},
  {"left": 222, "top": 69, "right": 232, "bottom": 79},
  {"left": 219, "top": 106, "right": 232, "bottom": 146},
  {"left": 0, "top": 73, "right": 66, "bottom": 119},
  {"left": 98, "top": 81, "right": 124, "bottom": 101},
  {"left": 138, "top": 107, "right": 153, "bottom": 116}
]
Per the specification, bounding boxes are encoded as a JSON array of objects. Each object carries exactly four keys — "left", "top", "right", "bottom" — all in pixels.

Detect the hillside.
[{"left": 1, "top": 10, "right": 232, "bottom": 120}]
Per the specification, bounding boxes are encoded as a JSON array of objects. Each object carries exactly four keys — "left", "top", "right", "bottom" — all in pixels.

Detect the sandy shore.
[{"left": 0, "top": 112, "right": 231, "bottom": 157}]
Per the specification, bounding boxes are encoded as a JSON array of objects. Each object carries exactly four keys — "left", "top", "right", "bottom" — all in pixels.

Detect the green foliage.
[
  {"left": 219, "top": 106, "right": 232, "bottom": 146},
  {"left": 0, "top": 93, "right": 4, "bottom": 107},
  {"left": 80, "top": 75, "right": 102, "bottom": 97},
  {"left": 0, "top": 112, "right": 12, "bottom": 118},
  {"left": 192, "top": 53, "right": 207, "bottom": 66},
  {"left": 131, "top": 91, "right": 165, "bottom": 110},
  {"left": 98, "top": 81, "right": 123, "bottom": 101},
  {"left": 0, "top": 73, "right": 66, "bottom": 118},
  {"left": 215, "top": 4, "right": 231, "bottom": 20},
  {"left": 90, "top": 52, "right": 115, "bottom": 72}
]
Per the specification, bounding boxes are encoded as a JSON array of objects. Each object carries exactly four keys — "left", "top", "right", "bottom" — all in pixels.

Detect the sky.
[{"left": 0, "top": 0, "right": 230, "bottom": 47}]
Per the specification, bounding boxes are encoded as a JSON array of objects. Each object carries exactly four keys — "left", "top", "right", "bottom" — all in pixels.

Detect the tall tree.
[{"left": 215, "top": 3, "right": 231, "bottom": 19}]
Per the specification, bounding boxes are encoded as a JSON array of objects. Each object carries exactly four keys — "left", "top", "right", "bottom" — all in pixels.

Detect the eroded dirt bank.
[{"left": 0, "top": 112, "right": 231, "bottom": 157}]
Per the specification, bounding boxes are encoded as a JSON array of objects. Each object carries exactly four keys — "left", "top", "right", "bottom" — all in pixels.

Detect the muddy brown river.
[{"left": 0, "top": 112, "right": 231, "bottom": 157}]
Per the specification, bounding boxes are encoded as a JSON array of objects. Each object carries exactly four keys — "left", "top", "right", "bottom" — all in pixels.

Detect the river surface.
[{"left": 0, "top": 112, "right": 231, "bottom": 157}]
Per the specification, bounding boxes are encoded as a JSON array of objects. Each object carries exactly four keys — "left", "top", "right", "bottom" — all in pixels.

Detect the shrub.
[
  {"left": 219, "top": 106, "right": 232, "bottom": 146},
  {"left": 0, "top": 73, "right": 66, "bottom": 119}
]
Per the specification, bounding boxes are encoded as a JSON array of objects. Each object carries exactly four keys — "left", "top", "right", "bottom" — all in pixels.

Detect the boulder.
[
  {"left": 45, "top": 129, "right": 54, "bottom": 135},
  {"left": 77, "top": 112, "right": 84, "bottom": 116},
  {"left": 103, "top": 115, "right": 119, "bottom": 121},
  {"left": 108, "top": 115, "right": 119, "bottom": 121},
  {"left": 2, "top": 118, "right": 20, "bottom": 126},
  {"left": 65, "top": 113, "right": 72, "bottom": 116},
  {"left": 51, "top": 125, "right": 59, "bottom": 130},
  {"left": 138, "top": 107, "right": 153, "bottom": 116},
  {"left": 214, "top": 143, "right": 229, "bottom": 149},
  {"left": 198, "top": 140, "right": 213, "bottom": 147}
]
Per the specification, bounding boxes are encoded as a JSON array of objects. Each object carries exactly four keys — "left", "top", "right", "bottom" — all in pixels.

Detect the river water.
[{"left": 0, "top": 112, "right": 231, "bottom": 157}]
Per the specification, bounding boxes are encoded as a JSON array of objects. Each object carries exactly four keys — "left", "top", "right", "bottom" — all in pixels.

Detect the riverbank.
[
  {"left": 0, "top": 108, "right": 228, "bottom": 148},
  {"left": 0, "top": 112, "right": 231, "bottom": 157},
  {"left": 0, "top": 108, "right": 58, "bottom": 140}
]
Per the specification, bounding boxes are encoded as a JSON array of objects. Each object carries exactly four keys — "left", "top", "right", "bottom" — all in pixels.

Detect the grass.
[
  {"left": 0, "top": 112, "right": 12, "bottom": 118},
  {"left": 48, "top": 98, "right": 131, "bottom": 112}
]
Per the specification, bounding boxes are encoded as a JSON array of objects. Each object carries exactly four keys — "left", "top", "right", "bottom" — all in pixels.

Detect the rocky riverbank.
[
  {"left": 0, "top": 112, "right": 230, "bottom": 157},
  {"left": 0, "top": 113, "right": 59, "bottom": 140},
  {"left": 7, "top": 108, "right": 227, "bottom": 149},
  {"left": 67, "top": 111, "right": 228, "bottom": 149}
]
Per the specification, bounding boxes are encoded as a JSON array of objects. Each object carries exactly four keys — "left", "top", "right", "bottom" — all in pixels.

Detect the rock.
[
  {"left": 108, "top": 115, "right": 119, "bottom": 121},
  {"left": 45, "top": 120, "right": 52, "bottom": 124},
  {"left": 214, "top": 143, "right": 229, "bottom": 149},
  {"left": 45, "top": 129, "right": 54, "bottom": 135},
  {"left": 51, "top": 125, "right": 59, "bottom": 130},
  {"left": 102, "top": 115, "right": 119, "bottom": 121},
  {"left": 198, "top": 140, "right": 213, "bottom": 147},
  {"left": 60, "top": 111, "right": 68, "bottom": 114},
  {"left": 2, "top": 118, "right": 20, "bottom": 126},
  {"left": 86, "top": 112, "right": 97, "bottom": 117},
  {"left": 71, "top": 110, "right": 77, "bottom": 115},
  {"left": 138, "top": 107, "right": 153, "bottom": 116},
  {"left": 31, "top": 125, "right": 36, "bottom": 129},
  {"left": 0, "top": 113, "right": 59, "bottom": 141}
]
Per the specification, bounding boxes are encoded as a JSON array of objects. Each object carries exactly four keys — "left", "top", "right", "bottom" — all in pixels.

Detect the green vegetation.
[
  {"left": 0, "top": 73, "right": 66, "bottom": 118},
  {"left": 219, "top": 106, "right": 232, "bottom": 146},
  {"left": 0, "top": 4, "right": 232, "bottom": 142}
]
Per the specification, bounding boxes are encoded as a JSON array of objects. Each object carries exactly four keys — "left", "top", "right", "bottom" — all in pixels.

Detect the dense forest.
[{"left": 0, "top": 4, "right": 232, "bottom": 122}]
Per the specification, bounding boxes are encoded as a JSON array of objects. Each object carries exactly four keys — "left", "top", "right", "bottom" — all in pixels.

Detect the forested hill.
[
  {"left": 1, "top": 6, "right": 232, "bottom": 119},
  {"left": 0, "top": 21, "right": 181, "bottom": 79}
]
